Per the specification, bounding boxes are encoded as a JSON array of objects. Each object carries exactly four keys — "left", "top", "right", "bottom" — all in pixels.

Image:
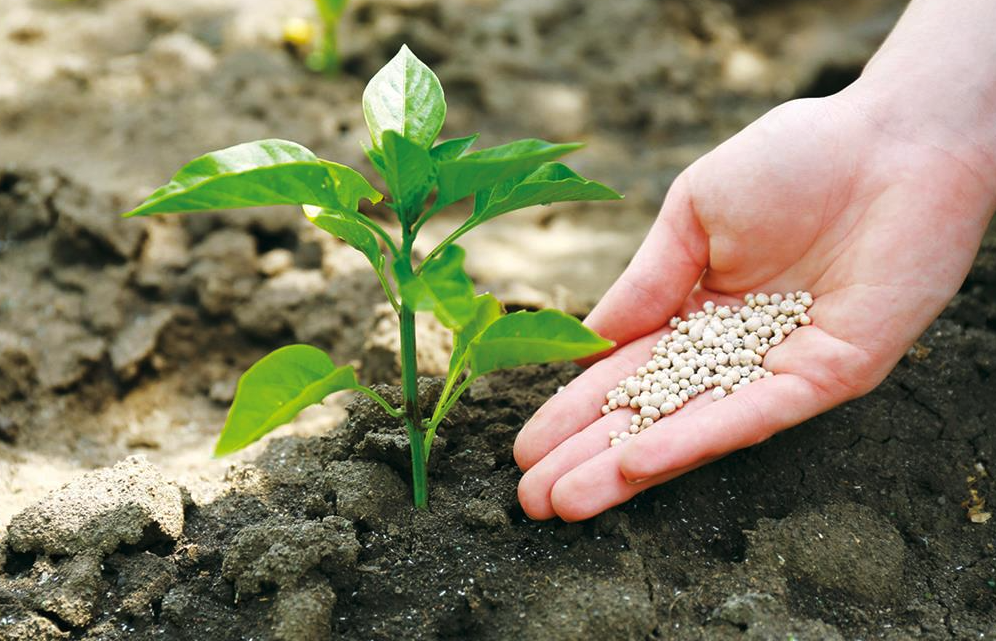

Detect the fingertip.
[
  {"left": 618, "top": 441, "right": 665, "bottom": 483},
  {"left": 517, "top": 470, "right": 556, "bottom": 520},
  {"left": 512, "top": 427, "right": 535, "bottom": 471},
  {"left": 549, "top": 476, "right": 588, "bottom": 522}
]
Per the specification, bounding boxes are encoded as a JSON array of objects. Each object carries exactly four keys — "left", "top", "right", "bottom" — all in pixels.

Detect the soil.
[{"left": 2, "top": 0, "right": 994, "bottom": 639}]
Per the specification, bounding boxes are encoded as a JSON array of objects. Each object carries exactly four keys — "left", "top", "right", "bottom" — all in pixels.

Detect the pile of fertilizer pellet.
[{"left": 602, "top": 292, "right": 813, "bottom": 447}]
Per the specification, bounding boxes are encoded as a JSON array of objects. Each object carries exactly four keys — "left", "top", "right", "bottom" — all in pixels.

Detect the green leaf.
[
  {"left": 215, "top": 345, "right": 361, "bottom": 456},
  {"left": 394, "top": 244, "right": 475, "bottom": 329},
  {"left": 381, "top": 130, "right": 437, "bottom": 224},
  {"left": 433, "top": 139, "right": 583, "bottom": 212},
  {"left": 123, "top": 139, "right": 382, "bottom": 217},
  {"left": 467, "top": 309, "right": 613, "bottom": 378},
  {"left": 362, "top": 45, "right": 446, "bottom": 149},
  {"left": 449, "top": 293, "right": 503, "bottom": 373},
  {"left": 364, "top": 143, "right": 386, "bottom": 174},
  {"left": 430, "top": 134, "right": 480, "bottom": 162},
  {"left": 474, "top": 162, "right": 622, "bottom": 219},
  {"left": 304, "top": 205, "right": 383, "bottom": 270}
]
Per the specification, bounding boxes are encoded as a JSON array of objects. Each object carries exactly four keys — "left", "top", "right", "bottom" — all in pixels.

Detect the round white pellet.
[
  {"left": 712, "top": 388, "right": 727, "bottom": 400},
  {"left": 640, "top": 405, "right": 660, "bottom": 420},
  {"left": 610, "top": 438, "right": 622, "bottom": 447}
]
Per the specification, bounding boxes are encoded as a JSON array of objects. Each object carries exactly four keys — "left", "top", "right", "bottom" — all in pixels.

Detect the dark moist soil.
[{"left": 2, "top": 299, "right": 996, "bottom": 639}]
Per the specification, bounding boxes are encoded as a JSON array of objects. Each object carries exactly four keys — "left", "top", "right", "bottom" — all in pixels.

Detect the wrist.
[
  {"left": 837, "top": 0, "right": 996, "bottom": 204},
  {"left": 842, "top": 75, "right": 996, "bottom": 181}
]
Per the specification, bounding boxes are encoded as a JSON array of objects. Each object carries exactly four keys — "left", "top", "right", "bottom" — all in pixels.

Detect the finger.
[
  {"left": 618, "top": 321, "right": 870, "bottom": 483},
  {"left": 548, "top": 446, "right": 704, "bottom": 522},
  {"left": 514, "top": 330, "right": 666, "bottom": 472},
  {"left": 518, "top": 410, "right": 633, "bottom": 519},
  {"left": 518, "top": 390, "right": 715, "bottom": 520},
  {"left": 582, "top": 174, "right": 709, "bottom": 356}
]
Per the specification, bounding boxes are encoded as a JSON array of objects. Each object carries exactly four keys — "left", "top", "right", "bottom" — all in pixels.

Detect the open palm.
[{"left": 514, "top": 94, "right": 996, "bottom": 521}]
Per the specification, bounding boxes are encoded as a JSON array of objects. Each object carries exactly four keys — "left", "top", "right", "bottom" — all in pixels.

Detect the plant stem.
[
  {"left": 355, "top": 212, "right": 401, "bottom": 258},
  {"left": 423, "top": 375, "right": 473, "bottom": 461},
  {"left": 374, "top": 267, "right": 401, "bottom": 313},
  {"left": 355, "top": 386, "right": 403, "bottom": 418},
  {"left": 399, "top": 306, "right": 427, "bottom": 508},
  {"left": 398, "top": 213, "right": 428, "bottom": 509}
]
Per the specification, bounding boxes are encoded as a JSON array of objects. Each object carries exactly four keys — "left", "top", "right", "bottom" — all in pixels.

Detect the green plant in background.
[
  {"left": 123, "top": 45, "right": 622, "bottom": 508},
  {"left": 284, "top": 0, "right": 348, "bottom": 74},
  {"left": 308, "top": 0, "right": 347, "bottom": 73}
]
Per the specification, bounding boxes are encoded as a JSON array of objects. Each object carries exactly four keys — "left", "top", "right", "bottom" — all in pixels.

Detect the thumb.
[{"left": 582, "top": 174, "right": 708, "bottom": 361}]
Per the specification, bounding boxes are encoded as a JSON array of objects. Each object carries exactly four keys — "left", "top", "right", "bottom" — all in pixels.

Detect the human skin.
[{"left": 514, "top": 0, "right": 996, "bottom": 521}]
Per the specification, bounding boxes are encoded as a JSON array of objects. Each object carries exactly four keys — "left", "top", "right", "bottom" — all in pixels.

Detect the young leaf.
[
  {"left": 362, "top": 45, "right": 446, "bottom": 149},
  {"left": 215, "top": 345, "right": 361, "bottom": 456},
  {"left": 433, "top": 139, "right": 583, "bottom": 212},
  {"left": 475, "top": 162, "right": 622, "bottom": 219},
  {"left": 304, "top": 206, "right": 384, "bottom": 270},
  {"left": 427, "top": 163, "right": 622, "bottom": 257},
  {"left": 449, "top": 293, "right": 503, "bottom": 373},
  {"left": 123, "top": 139, "right": 382, "bottom": 217},
  {"left": 393, "top": 245, "right": 475, "bottom": 329},
  {"left": 430, "top": 134, "right": 480, "bottom": 162},
  {"left": 381, "top": 130, "right": 437, "bottom": 224},
  {"left": 364, "top": 143, "right": 386, "bottom": 174},
  {"left": 467, "top": 309, "right": 613, "bottom": 378}
]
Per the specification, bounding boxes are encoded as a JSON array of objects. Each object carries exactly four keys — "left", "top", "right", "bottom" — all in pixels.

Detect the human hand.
[{"left": 514, "top": 93, "right": 996, "bottom": 521}]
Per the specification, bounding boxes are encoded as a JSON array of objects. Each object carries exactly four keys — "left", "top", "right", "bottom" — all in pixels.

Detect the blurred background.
[{"left": 0, "top": 0, "right": 906, "bottom": 523}]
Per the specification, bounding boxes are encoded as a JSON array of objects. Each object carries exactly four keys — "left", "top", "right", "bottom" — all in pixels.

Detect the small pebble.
[{"left": 603, "top": 292, "right": 814, "bottom": 446}]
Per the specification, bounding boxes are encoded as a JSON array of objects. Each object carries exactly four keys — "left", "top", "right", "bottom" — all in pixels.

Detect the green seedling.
[
  {"left": 308, "top": 0, "right": 347, "bottom": 74},
  {"left": 284, "top": 0, "right": 348, "bottom": 74},
  {"left": 123, "top": 45, "right": 622, "bottom": 508}
]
